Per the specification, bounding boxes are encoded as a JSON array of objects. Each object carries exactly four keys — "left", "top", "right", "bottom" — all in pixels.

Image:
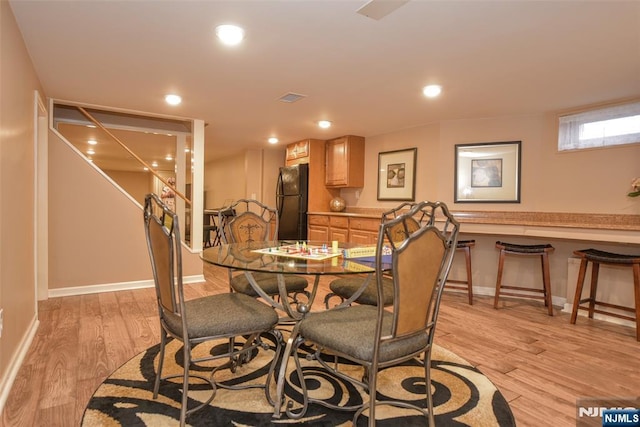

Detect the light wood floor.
[{"left": 2, "top": 264, "right": 639, "bottom": 426}]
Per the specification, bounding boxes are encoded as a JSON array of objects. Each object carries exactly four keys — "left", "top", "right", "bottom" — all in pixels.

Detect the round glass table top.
[{"left": 201, "top": 241, "right": 391, "bottom": 275}]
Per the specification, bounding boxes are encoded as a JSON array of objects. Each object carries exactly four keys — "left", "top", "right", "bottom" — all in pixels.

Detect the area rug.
[{"left": 82, "top": 333, "right": 515, "bottom": 426}]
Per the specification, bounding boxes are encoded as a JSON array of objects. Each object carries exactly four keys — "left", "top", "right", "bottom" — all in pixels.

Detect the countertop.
[{"left": 307, "top": 209, "right": 640, "bottom": 244}]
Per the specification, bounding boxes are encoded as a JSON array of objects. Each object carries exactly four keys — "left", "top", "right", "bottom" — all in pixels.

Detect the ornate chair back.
[{"left": 221, "top": 199, "right": 278, "bottom": 244}]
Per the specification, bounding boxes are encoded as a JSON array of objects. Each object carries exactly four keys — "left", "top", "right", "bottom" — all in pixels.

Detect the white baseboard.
[
  {"left": 48, "top": 275, "right": 205, "bottom": 298},
  {"left": 0, "top": 314, "right": 39, "bottom": 415},
  {"left": 447, "top": 284, "right": 567, "bottom": 307}
]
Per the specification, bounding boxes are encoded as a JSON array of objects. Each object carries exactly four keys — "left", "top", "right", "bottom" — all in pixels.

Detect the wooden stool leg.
[
  {"left": 494, "top": 249, "right": 506, "bottom": 309},
  {"left": 633, "top": 263, "right": 640, "bottom": 342},
  {"left": 463, "top": 247, "right": 473, "bottom": 305},
  {"left": 570, "top": 258, "right": 588, "bottom": 324},
  {"left": 588, "top": 262, "right": 600, "bottom": 319},
  {"left": 541, "top": 252, "right": 553, "bottom": 316}
]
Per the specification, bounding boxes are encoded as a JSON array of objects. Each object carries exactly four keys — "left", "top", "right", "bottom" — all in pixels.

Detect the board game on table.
[{"left": 251, "top": 243, "right": 342, "bottom": 261}]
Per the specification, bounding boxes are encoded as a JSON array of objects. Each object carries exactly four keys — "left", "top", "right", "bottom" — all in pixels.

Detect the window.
[{"left": 558, "top": 101, "right": 640, "bottom": 151}]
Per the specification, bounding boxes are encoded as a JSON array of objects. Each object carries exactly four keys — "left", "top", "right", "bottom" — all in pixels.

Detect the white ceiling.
[{"left": 9, "top": 0, "right": 640, "bottom": 163}]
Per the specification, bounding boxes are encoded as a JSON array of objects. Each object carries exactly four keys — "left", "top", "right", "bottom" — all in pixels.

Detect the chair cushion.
[
  {"left": 163, "top": 293, "right": 278, "bottom": 339},
  {"left": 298, "top": 305, "right": 429, "bottom": 363},
  {"left": 230, "top": 272, "right": 308, "bottom": 297},
  {"left": 329, "top": 276, "right": 394, "bottom": 306}
]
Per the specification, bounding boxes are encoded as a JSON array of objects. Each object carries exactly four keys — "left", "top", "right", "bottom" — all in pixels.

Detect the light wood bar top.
[{"left": 308, "top": 209, "right": 640, "bottom": 244}]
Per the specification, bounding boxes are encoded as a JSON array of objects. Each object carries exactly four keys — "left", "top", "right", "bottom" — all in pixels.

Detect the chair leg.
[
  {"left": 541, "top": 252, "right": 553, "bottom": 316},
  {"left": 180, "top": 342, "right": 190, "bottom": 427},
  {"left": 570, "top": 258, "right": 589, "bottom": 324},
  {"left": 633, "top": 263, "right": 640, "bottom": 341},
  {"left": 588, "top": 262, "right": 600, "bottom": 319},
  {"left": 494, "top": 250, "right": 506, "bottom": 309},
  {"left": 367, "top": 365, "right": 377, "bottom": 427},
  {"left": 153, "top": 331, "right": 167, "bottom": 398},
  {"left": 425, "top": 353, "right": 435, "bottom": 427},
  {"left": 463, "top": 247, "right": 473, "bottom": 305}
]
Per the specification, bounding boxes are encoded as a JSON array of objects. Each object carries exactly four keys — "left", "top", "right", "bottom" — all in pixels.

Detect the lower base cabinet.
[
  {"left": 308, "top": 215, "right": 329, "bottom": 241},
  {"left": 329, "top": 216, "right": 349, "bottom": 243},
  {"left": 307, "top": 214, "right": 380, "bottom": 245}
]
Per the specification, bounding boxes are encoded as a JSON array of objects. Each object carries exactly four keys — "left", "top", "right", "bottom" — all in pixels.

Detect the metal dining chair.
[
  {"left": 219, "top": 199, "right": 310, "bottom": 303},
  {"left": 143, "top": 193, "right": 281, "bottom": 426},
  {"left": 284, "top": 201, "right": 461, "bottom": 426}
]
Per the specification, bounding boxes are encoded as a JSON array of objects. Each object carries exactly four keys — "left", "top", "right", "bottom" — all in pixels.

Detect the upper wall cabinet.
[
  {"left": 286, "top": 140, "right": 309, "bottom": 163},
  {"left": 325, "top": 135, "right": 365, "bottom": 188}
]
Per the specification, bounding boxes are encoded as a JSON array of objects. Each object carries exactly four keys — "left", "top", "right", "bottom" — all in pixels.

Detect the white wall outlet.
[{"left": 355, "top": 190, "right": 360, "bottom": 199}]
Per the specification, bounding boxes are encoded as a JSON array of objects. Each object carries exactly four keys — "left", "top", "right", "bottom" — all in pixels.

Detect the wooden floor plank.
[
  {"left": 77, "top": 293, "right": 111, "bottom": 382},
  {"left": 115, "top": 291, "right": 158, "bottom": 354},
  {"left": 97, "top": 292, "right": 139, "bottom": 372}
]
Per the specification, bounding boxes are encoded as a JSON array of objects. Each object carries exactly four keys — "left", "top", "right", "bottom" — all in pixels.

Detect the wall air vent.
[{"left": 278, "top": 92, "right": 307, "bottom": 103}]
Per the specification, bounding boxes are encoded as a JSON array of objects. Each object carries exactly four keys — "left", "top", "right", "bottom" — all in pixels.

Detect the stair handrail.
[{"left": 77, "top": 106, "right": 192, "bottom": 206}]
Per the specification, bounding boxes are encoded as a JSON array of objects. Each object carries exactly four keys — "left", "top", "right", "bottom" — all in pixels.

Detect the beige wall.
[
  {"left": 203, "top": 147, "right": 285, "bottom": 208},
  {"left": 204, "top": 153, "right": 245, "bottom": 208},
  {"left": 0, "top": 0, "right": 41, "bottom": 397},
  {"left": 104, "top": 169, "right": 153, "bottom": 206},
  {"left": 48, "top": 131, "right": 202, "bottom": 290},
  {"left": 343, "top": 112, "right": 640, "bottom": 216}
]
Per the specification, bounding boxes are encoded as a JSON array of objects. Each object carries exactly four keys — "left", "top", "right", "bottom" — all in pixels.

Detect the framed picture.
[
  {"left": 377, "top": 148, "right": 417, "bottom": 201},
  {"left": 454, "top": 141, "right": 521, "bottom": 203}
]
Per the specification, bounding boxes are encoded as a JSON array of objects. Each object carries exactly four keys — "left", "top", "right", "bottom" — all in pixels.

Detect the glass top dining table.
[
  {"left": 200, "top": 240, "right": 392, "bottom": 417},
  {"left": 201, "top": 240, "right": 389, "bottom": 275},
  {"left": 200, "top": 240, "right": 392, "bottom": 313}
]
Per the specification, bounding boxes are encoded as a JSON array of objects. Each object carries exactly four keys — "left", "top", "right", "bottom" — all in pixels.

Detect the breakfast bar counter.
[{"left": 308, "top": 209, "right": 640, "bottom": 244}]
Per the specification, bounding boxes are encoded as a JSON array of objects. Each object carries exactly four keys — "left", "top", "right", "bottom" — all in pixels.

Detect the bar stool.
[
  {"left": 446, "top": 239, "right": 475, "bottom": 305},
  {"left": 569, "top": 249, "right": 640, "bottom": 341},
  {"left": 494, "top": 241, "right": 555, "bottom": 315}
]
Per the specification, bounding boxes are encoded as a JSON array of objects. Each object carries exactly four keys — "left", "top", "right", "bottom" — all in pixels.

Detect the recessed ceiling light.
[
  {"left": 86, "top": 148, "right": 95, "bottom": 155},
  {"left": 143, "top": 167, "right": 149, "bottom": 171},
  {"left": 165, "top": 94, "right": 182, "bottom": 106},
  {"left": 423, "top": 85, "right": 442, "bottom": 98},
  {"left": 151, "top": 161, "right": 158, "bottom": 168},
  {"left": 318, "top": 120, "right": 332, "bottom": 129},
  {"left": 87, "top": 139, "right": 97, "bottom": 145},
  {"left": 215, "top": 24, "right": 245, "bottom": 46},
  {"left": 268, "top": 137, "right": 279, "bottom": 144},
  {"left": 165, "top": 155, "right": 174, "bottom": 161}
]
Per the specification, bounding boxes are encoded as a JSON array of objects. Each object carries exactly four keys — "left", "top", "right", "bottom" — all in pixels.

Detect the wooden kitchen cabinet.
[
  {"left": 307, "top": 214, "right": 329, "bottom": 241},
  {"left": 329, "top": 216, "right": 349, "bottom": 242},
  {"left": 325, "top": 135, "right": 365, "bottom": 188},
  {"left": 348, "top": 217, "right": 379, "bottom": 245},
  {"left": 308, "top": 213, "right": 380, "bottom": 244},
  {"left": 285, "top": 140, "right": 309, "bottom": 162}
]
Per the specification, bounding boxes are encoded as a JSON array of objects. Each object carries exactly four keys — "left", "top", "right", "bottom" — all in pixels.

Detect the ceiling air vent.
[{"left": 278, "top": 92, "right": 307, "bottom": 103}]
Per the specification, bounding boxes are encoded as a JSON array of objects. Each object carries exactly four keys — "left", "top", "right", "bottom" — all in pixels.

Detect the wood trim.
[
  {"left": 337, "top": 209, "right": 640, "bottom": 232},
  {"left": 452, "top": 211, "right": 640, "bottom": 231}
]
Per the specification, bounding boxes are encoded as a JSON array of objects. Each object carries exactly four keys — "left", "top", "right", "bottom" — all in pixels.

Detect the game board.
[{"left": 252, "top": 243, "right": 342, "bottom": 261}]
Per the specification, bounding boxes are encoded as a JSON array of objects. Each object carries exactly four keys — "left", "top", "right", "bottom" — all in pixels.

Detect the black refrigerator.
[{"left": 276, "top": 163, "right": 309, "bottom": 240}]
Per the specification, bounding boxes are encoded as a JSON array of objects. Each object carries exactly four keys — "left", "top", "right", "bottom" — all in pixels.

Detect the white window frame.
[{"left": 558, "top": 101, "right": 640, "bottom": 151}]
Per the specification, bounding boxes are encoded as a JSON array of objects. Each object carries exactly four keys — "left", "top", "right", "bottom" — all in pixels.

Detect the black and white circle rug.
[{"left": 82, "top": 334, "right": 515, "bottom": 426}]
